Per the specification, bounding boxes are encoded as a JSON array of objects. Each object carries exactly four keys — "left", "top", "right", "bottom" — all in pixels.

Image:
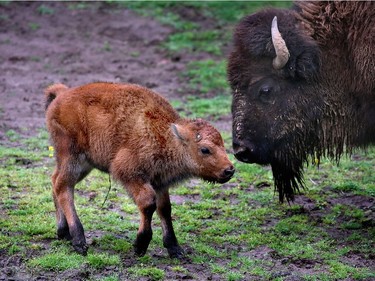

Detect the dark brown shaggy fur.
[{"left": 228, "top": 1, "right": 374, "bottom": 202}]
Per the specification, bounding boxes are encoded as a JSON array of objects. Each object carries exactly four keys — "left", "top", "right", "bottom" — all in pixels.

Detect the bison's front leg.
[
  {"left": 156, "top": 189, "right": 184, "bottom": 258},
  {"left": 127, "top": 181, "right": 157, "bottom": 257}
]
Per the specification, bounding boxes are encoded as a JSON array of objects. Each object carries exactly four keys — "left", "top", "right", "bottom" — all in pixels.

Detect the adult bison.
[{"left": 228, "top": 1, "right": 374, "bottom": 202}]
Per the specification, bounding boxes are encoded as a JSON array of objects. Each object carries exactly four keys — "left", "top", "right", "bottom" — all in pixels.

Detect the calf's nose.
[{"left": 224, "top": 165, "right": 235, "bottom": 177}]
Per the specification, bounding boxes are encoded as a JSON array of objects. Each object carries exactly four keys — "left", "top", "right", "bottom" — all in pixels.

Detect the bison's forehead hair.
[
  {"left": 234, "top": 8, "right": 294, "bottom": 58},
  {"left": 231, "top": 7, "right": 321, "bottom": 82}
]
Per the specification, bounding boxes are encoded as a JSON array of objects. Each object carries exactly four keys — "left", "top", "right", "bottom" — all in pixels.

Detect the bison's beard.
[
  {"left": 270, "top": 160, "right": 305, "bottom": 203},
  {"left": 270, "top": 127, "right": 320, "bottom": 202}
]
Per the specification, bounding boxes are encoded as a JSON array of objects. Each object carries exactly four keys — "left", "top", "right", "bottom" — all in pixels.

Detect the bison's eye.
[
  {"left": 259, "top": 86, "right": 271, "bottom": 95},
  {"left": 200, "top": 147, "right": 211, "bottom": 155}
]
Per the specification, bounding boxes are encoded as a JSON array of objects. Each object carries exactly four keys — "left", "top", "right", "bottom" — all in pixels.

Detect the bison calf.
[{"left": 44, "top": 82, "right": 234, "bottom": 258}]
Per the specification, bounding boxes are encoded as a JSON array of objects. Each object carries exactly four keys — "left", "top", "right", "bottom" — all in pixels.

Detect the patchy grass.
[
  {"left": 163, "top": 30, "right": 222, "bottom": 55},
  {"left": 128, "top": 266, "right": 165, "bottom": 281},
  {"left": 184, "top": 59, "right": 228, "bottom": 94},
  {"left": 122, "top": 1, "right": 292, "bottom": 57},
  {"left": 37, "top": 4, "right": 55, "bottom": 15},
  {"left": 1, "top": 129, "right": 374, "bottom": 280},
  {"left": 184, "top": 95, "right": 231, "bottom": 120},
  {"left": 29, "top": 247, "right": 86, "bottom": 271},
  {"left": 29, "top": 244, "right": 121, "bottom": 271},
  {"left": 187, "top": 1, "right": 293, "bottom": 24}
]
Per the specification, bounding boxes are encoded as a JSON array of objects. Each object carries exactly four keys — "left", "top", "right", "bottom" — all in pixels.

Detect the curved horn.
[{"left": 271, "top": 16, "right": 290, "bottom": 69}]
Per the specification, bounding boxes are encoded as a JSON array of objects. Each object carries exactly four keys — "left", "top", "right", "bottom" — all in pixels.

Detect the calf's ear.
[{"left": 171, "top": 124, "right": 189, "bottom": 143}]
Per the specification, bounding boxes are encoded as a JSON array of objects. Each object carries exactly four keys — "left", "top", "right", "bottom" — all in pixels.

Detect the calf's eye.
[{"left": 201, "top": 147, "right": 211, "bottom": 155}]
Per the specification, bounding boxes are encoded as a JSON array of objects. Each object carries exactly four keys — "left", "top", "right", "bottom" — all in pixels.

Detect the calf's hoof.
[
  {"left": 134, "top": 231, "right": 152, "bottom": 257},
  {"left": 73, "top": 241, "right": 88, "bottom": 256},
  {"left": 167, "top": 245, "right": 184, "bottom": 259},
  {"left": 134, "top": 244, "right": 148, "bottom": 257}
]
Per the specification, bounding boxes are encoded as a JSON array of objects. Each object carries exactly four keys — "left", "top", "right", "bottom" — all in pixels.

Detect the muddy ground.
[
  {"left": 0, "top": 2, "right": 191, "bottom": 143},
  {"left": 0, "top": 2, "right": 373, "bottom": 281}
]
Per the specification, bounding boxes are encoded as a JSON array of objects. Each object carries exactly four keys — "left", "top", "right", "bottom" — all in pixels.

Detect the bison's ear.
[{"left": 171, "top": 124, "right": 189, "bottom": 143}]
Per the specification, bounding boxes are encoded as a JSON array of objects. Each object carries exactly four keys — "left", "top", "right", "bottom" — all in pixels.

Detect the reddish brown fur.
[{"left": 45, "top": 82, "right": 234, "bottom": 258}]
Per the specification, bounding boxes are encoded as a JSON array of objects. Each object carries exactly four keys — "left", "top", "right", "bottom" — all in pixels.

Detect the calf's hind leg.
[
  {"left": 52, "top": 168, "right": 71, "bottom": 240},
  {"left": 52, "top": 154, "right": 92, "bottom": 255}
]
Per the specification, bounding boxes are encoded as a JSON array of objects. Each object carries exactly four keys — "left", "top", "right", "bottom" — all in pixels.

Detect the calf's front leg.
[
  {"left": 156, "top": 189, "right": 184, "bottom": 258},
  {"left": 125, "top": 181, "right": 157, "bottom": 257}
]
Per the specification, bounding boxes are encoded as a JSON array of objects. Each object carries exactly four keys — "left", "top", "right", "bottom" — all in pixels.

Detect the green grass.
[
  {"left": 68, "top": 2, "right": 89, "bottom": 10},
  {"left": 29, "top": 245, "right": 121, "bottom": 271},
  {"left": 184, "top": 95, "right": 231, "bottom": 120},
  {"left": 187, "top": 1, "right": 292, "bottom": 24},
  {"left": 93, "top": 234, "right": 133, "bottom": 252},
  {"left": 28, "top": 22, "right": 40, "bottom": 31},
  {"left": 6, "top": 140, "right": 372, "bottom": 280},
  {"left": 128, "top": 266, "right": 165, "bottom": 281},
  {"left": 123, "top": 1, "right": 292, "bottom": 57},
  {"left": 37, "top": 4, "right": 55, "bottom": 15},
  {"left": 176, "top": 59, "right": 231, "bottom": 119},
  {"left": 118, "top": 2, "right": 197, "bottom": 31},
  {"left": 185, "top": 59, "right": 228, "bottom": 94},
  {"left": 29, "top": 248, "right": 86, "bottom": 271},
  {"left": 163, "top": 30, "right": 222, "bottom": 55}
]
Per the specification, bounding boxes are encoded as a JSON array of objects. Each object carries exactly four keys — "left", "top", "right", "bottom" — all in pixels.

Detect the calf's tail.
[{"left": 44, "top": 83, "right": 68, "bottom": 110}]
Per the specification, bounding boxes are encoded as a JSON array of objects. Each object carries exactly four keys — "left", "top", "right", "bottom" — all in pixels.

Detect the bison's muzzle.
[{"left": 233, "top": 139, "right": 270, "bottom": 165}]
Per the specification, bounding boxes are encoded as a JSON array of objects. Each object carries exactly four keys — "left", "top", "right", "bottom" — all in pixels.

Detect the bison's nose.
[
  {"left": 233, "top": 141, "right": 252, "bottom": 163},
  {"left": 233, "top": 140, "right": 270, "bottom": 165},
  {"left": 224, "top": 165, "right": 235, "bottom": 177},
  {"left": 234, "top": 147, "right": 251, "bottom": 163}
]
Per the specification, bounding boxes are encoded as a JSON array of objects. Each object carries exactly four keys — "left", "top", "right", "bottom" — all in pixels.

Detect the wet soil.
[{"left": 0, "top": 2, "right": 195, "bottom": 146}]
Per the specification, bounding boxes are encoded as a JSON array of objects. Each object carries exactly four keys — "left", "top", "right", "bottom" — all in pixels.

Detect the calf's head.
[{"left": 172, "top": 119, "right": 235, "bottom": 184}]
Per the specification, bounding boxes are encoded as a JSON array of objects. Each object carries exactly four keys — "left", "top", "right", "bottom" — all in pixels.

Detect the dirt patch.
[{"left": 0, "top": 2, "right": 197, "bottom": 146}]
